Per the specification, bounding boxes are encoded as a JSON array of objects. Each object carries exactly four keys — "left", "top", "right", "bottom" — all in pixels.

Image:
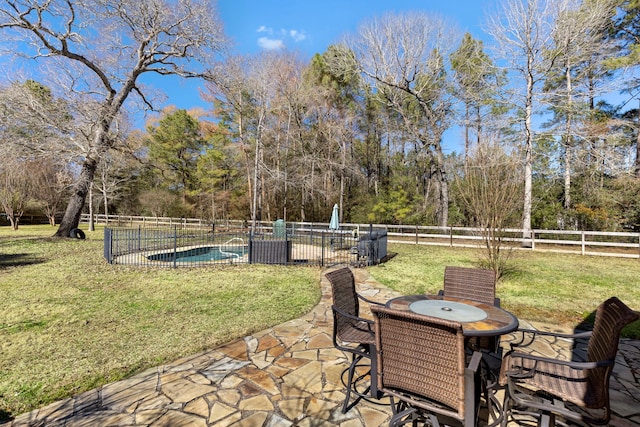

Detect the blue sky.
[
  {"left": 217, "top": 0, "right": 488, "bottom": 56},
  {"left": 153, "top": 0, "right": 492, "bottom": 130}
]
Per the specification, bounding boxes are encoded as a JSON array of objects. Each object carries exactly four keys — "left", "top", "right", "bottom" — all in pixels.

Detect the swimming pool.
[{"left": 147, "top": 245, "right": 247, "bottom": 263}]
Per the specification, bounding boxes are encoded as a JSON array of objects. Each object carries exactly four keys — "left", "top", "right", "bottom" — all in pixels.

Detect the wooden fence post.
[{"left": 531, "top": 230, "right": 535, "bottom": 250}]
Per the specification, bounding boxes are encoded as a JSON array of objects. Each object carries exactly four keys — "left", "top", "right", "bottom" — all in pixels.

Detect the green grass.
[
  {"left": 368, "top": 244, "right": 640, "bottom": 337},
  {"left": 0, "top": 225, "right": 320, "bottom": 420}
]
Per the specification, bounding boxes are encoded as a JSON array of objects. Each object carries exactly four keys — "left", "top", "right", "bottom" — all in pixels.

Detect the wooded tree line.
[{"left": 1, "top": 0, "right": 639, "bottom": 234}]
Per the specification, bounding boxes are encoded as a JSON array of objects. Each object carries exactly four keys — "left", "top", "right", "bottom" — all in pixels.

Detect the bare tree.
[
  {"left": 0, "top": 80, "right": 73, "bottom": 157},
  {"left": 205, "top": 56, "right": 258, "bottom": 229},
  {"left": 29, "top": 159, "right": 73, "bottom": 226},
  {"left": 138, "top": 189, "right": 179, "bottom": 217},
  {"left": 0, "top": 0, "right": 227, "bottom": 237},
  {"left": 206, "top": 51, "right": 315, "bottom": 230},
  {"left": 304, "top": 45, "right": 365, "bottom": 222},
  {"left": 0, "top": 158, "right": 32, "bottom": 230},
  {"left": 486, "top": 0, "right": 556, "bottom": 243},
  {"left": 349, "top": 12, "right": 458, "bottom": 227},
  {"left": 455, "top": 140, "right": 522, "bottom": 278},
  {"left": 91, "top": 149, "right": 136, "bottom": 229}
]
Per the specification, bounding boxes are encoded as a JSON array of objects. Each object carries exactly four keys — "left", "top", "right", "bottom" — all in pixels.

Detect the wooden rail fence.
[{"left": 82, "top": 214, "right": 640, "bottom": 260}]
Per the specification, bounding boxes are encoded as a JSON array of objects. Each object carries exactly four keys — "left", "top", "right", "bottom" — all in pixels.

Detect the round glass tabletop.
[{"left": 409, "top": 300, "right": 488, "bottom": 322}]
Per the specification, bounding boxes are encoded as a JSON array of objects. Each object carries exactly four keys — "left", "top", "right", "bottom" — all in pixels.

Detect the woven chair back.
[
  {"left": 326, "top": 267, "right": 360, "bottom": 337},
  {"left": 586, "top": 297, "right": 639, "bottom": 406},
  {"left": 443, "top": 266, "right": 496, "bottom": 306},
  {"left": 372, "top": 305, "right": 466, "bottom": 416}
]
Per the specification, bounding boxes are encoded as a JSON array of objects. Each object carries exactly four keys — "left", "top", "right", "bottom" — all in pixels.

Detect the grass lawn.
[
  {"left": 0, "top": 225, "right": 321, "bottom": 421},
  {"left": 368, "top": 243, "right": 640, "bottom": 336}
]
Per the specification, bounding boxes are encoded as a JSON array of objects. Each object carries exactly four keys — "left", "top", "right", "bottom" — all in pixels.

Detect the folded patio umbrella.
[{"left": 329, "top": 204, "right": 339, "bottom": 230}]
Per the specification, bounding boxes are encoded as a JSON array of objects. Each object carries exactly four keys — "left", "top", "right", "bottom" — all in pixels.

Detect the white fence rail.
[{"left": 82, "top": 214, "right": 640, "bottom": 259}]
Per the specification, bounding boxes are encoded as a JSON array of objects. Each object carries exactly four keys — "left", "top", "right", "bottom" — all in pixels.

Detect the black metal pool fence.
[{"left": 103, "top": 222, "right": 388, "bottom": 268}]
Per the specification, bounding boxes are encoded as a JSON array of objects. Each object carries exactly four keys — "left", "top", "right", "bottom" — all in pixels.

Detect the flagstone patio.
[{"left": 3, "top": 268, "right": 639, "bottom": 426}]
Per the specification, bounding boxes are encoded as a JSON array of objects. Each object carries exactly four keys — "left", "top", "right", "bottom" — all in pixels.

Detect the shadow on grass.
[
  {"left": 0, "top": 409, "right": 13, "bottom": 423},
  {"left": 0, "top": 253, "right": 45, "bottom": 269},
  {"left": 576, "top": 307, "right": 640, "bottom": 340}
]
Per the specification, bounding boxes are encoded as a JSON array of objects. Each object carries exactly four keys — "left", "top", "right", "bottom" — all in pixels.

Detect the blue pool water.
[{"left": 147, "top": 246, "right": 247, "bottom": 263}]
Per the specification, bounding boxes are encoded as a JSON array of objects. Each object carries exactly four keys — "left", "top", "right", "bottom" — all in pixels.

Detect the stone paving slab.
[{"left": 2, "top": 268, "right": 639, "bottom": 426}]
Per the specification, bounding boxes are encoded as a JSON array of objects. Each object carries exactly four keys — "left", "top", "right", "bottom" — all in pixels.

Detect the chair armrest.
[
  {"left": 467, "top": 350, "right": 483, "bottom": 372},
  {"left": 505, "top": 350, "right": 614, "bottom": 377},
  {"left": 357, "top": 292, "right": 384, "bottom": 306},
  {"left": 331, "top": 305, "right": 374, "bottom": 326},
  {"left": 509, "top": 328, "right": 592, "bottom": 350}
]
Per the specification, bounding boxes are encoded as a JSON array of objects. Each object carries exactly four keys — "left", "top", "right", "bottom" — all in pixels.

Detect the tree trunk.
[
  {"left": 339, "top": 138, "right": 346, "bottom": 223},
  {"left": 8, "top": 214, "right": 19, "bottom": 230},
  {"left": 522, "top": 62, "right": 534, "bottom": 242},
  {"left": 475, "top": 104, "right": 482, "bottom": 146},
  {"left": 55, "top": 157, "right": 98, "bottom": 237},
  {"left": 433, "top": 146, "right": 449, "bottom": 227},
  {"left": 102, "top": 185, "right": 109, "bottom": 222},
  {"left": 636, "top": 102, "right": 640, "bottom": 178},
  {"left": 563, "top": 138, "right": 571, "bottom": 209},
  {"left": 210, "top": 191, "right": 216, "bottom": 222},
  {"left": 236, "top": 97, "right": 255, "bottom": 224},
  {"left": 464, "top": 103, "right": 470, "bottom": 164},
  {"left": 563, "top": 65, "right": 573, "bottom": 209},
  {"left": 88, "top": 185, "right": 95, "bottom": 232},
  {"left": 251, "top": 142, "right": 259, "bottom": 233}
]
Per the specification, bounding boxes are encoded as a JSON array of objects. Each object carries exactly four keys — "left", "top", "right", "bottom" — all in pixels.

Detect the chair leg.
[
  {"left": 426, "top": 414, "right": 440, "bottom": 426},
  {"left": 389, "top": 406, "right": 419, "bottom": 427},
  {"left": 538, "top": 412, "right": 554, "bottom": 427},
  {"left": 368, "top": 343, "right": 379, "bottom": 399},
  {"left": 342, "top": 354, "right": 361, "bottom": 413},
  {"left": 500, "top": 388, "right": 511, "bottom": 427}
]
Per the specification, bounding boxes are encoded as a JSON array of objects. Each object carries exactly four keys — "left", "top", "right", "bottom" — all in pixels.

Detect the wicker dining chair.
[
  {"left": 326, "top": 267, "right": 384, "bottom": 413},
  {"left": 438, "top": 266, "right": 500, "bottom": 352},
  {"left": 499, "top": 296, "right": 639, "bottom": 427},
  {"left": 371, "top": 305, "right": 482, "bottom": 427},
  {"left": 440, "top": 266, "right": 498, "bottom": 307}
]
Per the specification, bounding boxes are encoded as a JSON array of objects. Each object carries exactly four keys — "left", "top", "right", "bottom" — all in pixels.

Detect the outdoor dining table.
[{"left": 385, "top": 294, "right": 519, "bottom": 338}]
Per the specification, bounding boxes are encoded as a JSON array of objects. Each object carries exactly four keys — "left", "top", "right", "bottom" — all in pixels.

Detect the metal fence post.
[
  {"left": 173, "top": 225, "right": 177, "bottom": 268},
  {"left": 104, "top": 228, "right": 112, "bottom": 263},
  {"left": 127, "top": 228, "right": 132, "bottom": 258}
]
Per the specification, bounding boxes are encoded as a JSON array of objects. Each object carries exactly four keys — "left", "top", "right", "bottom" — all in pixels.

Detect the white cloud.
[
  {"left": 258, "top": 37, "right": 285, "bottom": 50},
  {"left": 255, "top": 25, "right": 306, "bottom": 50},
  {"left": 289, "top": 30, "right": 306, "bottom": 42},
  {"left": 256, "top": 25, "right": 271, "bottom": 34}
]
